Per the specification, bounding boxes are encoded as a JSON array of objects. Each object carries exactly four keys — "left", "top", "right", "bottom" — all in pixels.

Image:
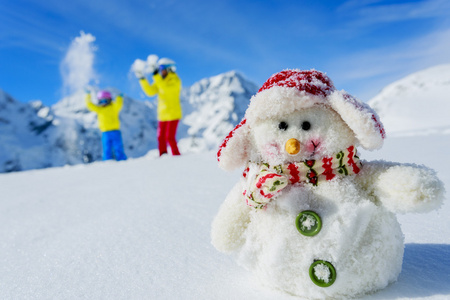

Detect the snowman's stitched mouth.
[{"left": 310, "top": 141, "right": 321, "bottom": 157}]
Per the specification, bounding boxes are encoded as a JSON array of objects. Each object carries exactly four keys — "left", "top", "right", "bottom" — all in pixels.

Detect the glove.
[{"left": 132, "top": 59, "right": 147, "bottom": 79}]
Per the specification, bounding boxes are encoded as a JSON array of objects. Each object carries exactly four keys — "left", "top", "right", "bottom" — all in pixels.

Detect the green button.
[
  {"left": 309, "top": 260, "right": 337, "bottom": 287},
  {"left": 295, "top": 210, "right": 322, "bottom": 236}
]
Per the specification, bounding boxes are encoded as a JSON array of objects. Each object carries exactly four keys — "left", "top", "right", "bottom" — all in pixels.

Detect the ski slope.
[{"left": 1, "top": 133, "right": 449, "bottom": 300}]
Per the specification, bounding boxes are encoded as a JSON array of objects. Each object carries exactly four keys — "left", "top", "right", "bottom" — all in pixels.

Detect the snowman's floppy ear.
[
  {"left": 328, "top": 90, "right": 386, "bottom": 150},
  {"left": 217, "top": 119, "right": 250, "bottom": 170}
]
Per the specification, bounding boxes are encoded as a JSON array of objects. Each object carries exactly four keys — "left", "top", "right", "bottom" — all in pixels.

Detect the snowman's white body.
[
  {"left": 212, "top": 70, "right": 444, "bottom": 299},
  {"left": 226, "top": 176, "right": 404, "bottom": 299}
]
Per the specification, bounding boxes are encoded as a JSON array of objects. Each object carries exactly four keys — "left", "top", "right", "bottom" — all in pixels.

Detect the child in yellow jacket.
[
  {"left": 136, "top": 57, "right": 182, "bottom": 156},
  {"left": 85, "top": 90, "right": 127, "bottom": 161}
]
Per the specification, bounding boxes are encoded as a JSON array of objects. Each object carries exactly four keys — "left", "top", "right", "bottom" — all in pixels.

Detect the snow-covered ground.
[{"left": 1, "top": 132, "right": 449, "bottom": 299}]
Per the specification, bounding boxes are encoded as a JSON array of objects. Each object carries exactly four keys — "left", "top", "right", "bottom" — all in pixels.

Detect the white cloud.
[
  {"left": 60, "top": 31, "right": 97, "bottom": 95},
  {"left": 338, "top": 0, "right": 450, "bottom": 25}
]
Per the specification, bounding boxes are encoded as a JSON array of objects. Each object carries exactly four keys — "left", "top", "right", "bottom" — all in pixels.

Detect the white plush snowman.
[{"left": 211, "top": 70, "right": 445, "bottom": 299}]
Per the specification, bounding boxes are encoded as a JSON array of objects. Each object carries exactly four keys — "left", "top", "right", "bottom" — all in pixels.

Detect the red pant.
[{"left": 157, "top": 120, "right": 181, "bottom": 156}]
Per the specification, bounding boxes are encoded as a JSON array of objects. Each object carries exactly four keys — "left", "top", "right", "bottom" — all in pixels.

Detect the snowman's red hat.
[
  {"left": 217, "top": 69, "right": 386, "bottom": 170},
  {"left": 245, "top": 70, "right": 334, "bottom": 124}
]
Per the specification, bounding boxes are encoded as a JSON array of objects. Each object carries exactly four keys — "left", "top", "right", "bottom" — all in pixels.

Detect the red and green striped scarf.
[{"left": 243, "top": 146, "right": 361, "bottom": 209}]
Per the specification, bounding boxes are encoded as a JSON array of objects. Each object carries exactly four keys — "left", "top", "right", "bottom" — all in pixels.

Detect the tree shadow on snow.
[{"left": 364, "top": 243, "right": 450, "bottom": 299}]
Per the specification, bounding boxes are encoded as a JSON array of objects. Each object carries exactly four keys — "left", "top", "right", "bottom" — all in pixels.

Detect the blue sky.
[{"left": 1, "top": 0, "right": 449, "bottom": 106}]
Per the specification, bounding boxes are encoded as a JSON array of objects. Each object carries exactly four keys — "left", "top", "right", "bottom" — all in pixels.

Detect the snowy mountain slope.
[
  {"left": 0, "top": 90, "right": 54, "bottom": 172},
  {"left": 179, "top": 71, "right": 257, "bottom": 152},
  {"left": 0, "top": 134, "right": 448, "bottom": 299},
  {"left": 368, "top": 64, "right": 450, "bottom": 135},
  {"left": 0, "top": 71, "right": 257, "bottom": 173}
]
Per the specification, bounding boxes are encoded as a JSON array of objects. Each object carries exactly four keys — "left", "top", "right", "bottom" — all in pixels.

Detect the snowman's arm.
[
  {"left": 356, "top": 160, "right": 445, "bottom": 213},
  {"left": 211, "top": 181, "right": 251, "bottom": 253}
]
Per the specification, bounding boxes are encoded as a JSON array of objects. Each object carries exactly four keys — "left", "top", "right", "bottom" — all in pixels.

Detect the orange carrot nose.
[{"left": 285, "top": 138, "right": 301, "bottom": 155}]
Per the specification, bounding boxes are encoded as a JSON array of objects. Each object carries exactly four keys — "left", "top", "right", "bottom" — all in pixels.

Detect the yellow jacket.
[
  {"left": 139, "top": 72, "right": 182, "bottom": 121},
  {"left": 85, "top": 93, "right": 123, "bottom": 132}
]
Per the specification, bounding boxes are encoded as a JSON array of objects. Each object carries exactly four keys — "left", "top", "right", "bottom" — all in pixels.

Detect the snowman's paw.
[
  {"left": 211, "top": 218, "right": 246, "bottom": 253},
  {"left": 376, "top": 164, "right": 445, "bottom": 213}
]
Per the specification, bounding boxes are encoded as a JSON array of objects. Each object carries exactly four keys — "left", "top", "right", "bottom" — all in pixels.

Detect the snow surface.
[{"left": 1, "top": 133, "right": 449, "bottom": 299}]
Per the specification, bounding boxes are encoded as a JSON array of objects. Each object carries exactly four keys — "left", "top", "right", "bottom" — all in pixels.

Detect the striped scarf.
[{"left": 242, "top": 146, "right": 361, "bottom": 209}]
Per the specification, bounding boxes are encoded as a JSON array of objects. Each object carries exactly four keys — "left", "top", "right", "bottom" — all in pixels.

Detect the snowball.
[{"left": 131, "top": 59, "right": 146, "bottom": 74}]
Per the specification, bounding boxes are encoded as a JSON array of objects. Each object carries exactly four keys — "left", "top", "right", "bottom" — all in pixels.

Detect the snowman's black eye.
[
  {"left": 301, "top": 121, "right": 311, "bottom": 131},
  {"left": 278, "top": 121, "right": 288, "bottom": 131}
]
